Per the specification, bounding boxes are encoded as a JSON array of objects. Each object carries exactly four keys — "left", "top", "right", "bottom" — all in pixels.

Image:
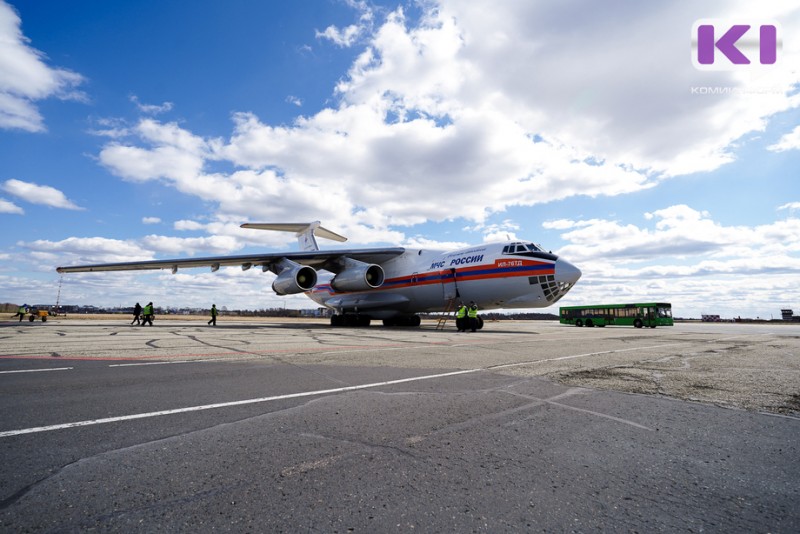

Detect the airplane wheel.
[
  {"left": 383, "top": 315, "right": 420, "bottom": 327},
  {"left": 333, "top": 314, "right": 371, "bottom": 326},
  {"left": 476, "top": 316, "right": 484, "bottom": 330}
]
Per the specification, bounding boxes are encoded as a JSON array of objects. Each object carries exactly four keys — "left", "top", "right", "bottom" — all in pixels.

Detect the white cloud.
[
  {"left": 174, "top": 219, "right": 205, "bottom": 231},
  {"left": 24, "top": 233, "right": 245, "bottom": 266},
  {"left": 0, "top": 197, "right": 23, "bottom": 214},
  {"left": 2, "top": 179, "right": 83, "bottom": 210},
  {"left": 129, "top": 95, "right": 173, "bottom": 115},
  {"left": 554, "top": 204, "right": 800, "bottom": 262},
  {"left": 87, "top": 117, "right": 131, "bottom": 138},
  {"left": 778, "top": 202, "right": 800, "bottom": 211},
  {"left": 25, "top": 236, "right": 153, "bottom": 264},
  {"left": 768, "top": 125, "right": 800, "bottom": 152},
  {"left": 550, "top": 205, "right": 800, "bottom": 318},
  {"left": 91, "top": 2, "right": 800, "bottom": 240},
  {"left": 0, "top": 0, "right": 87, "bottom": 132},
  {"left": 316, "top": 24, "right": 364, "bottom": 47},
  {"left": 140, "top": 234, "right": 241, "bottom": 256},
  {"left": 142, "top": 217, "right": 161, "bottom": 224},
  {"left": 315, "top": 0, "right": 373, "bottom": 47}
]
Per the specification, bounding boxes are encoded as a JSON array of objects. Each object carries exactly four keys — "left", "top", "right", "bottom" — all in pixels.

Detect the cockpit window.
[{"left": 504, "top": 242, "right": 545, "bottom": 254}]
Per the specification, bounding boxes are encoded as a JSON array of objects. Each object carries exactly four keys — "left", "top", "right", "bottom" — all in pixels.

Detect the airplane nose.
[{"left": 555, "top": 258, "right": 581, "bottom": 285}]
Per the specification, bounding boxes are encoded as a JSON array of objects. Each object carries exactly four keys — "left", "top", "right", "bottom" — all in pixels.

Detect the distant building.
[
  {"left": 701, "top": 314, "right": 721, "bottom": 322},
  {"left": 781, "top": 309, "right": 799, "bottom": 322}
]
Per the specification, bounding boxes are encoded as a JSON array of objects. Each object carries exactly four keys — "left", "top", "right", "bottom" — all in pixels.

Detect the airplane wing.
[{"left": 56, "top": 247, "right": 406, "bottom": 275}]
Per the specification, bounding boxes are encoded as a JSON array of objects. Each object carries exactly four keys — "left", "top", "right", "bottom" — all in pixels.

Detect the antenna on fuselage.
[{"left": 240, "top": 221, "right": 347, "bottom": 251}]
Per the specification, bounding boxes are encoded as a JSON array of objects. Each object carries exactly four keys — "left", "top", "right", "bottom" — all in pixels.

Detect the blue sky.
[{"left": 1, "top": 0, "right": 799, "bottom": 319}]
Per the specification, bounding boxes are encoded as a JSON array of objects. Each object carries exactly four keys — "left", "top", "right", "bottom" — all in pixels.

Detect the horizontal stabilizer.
[{"left": 241, "top": 221, "right": 346, "bottom": 251}]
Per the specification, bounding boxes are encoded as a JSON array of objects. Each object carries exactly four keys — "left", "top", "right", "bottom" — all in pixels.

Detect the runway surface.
[{"left": 1, "top": 318, "right": 798, "bottom": 531}]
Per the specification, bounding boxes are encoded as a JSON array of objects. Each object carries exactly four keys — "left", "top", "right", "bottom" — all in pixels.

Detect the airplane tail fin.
[{"left": 240, "top": 221, "right": 347, "bottom": 251}]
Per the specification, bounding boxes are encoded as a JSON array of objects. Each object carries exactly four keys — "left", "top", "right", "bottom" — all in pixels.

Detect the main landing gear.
[
  {"left": 329, "top": 314, "right": 422, "bottom": 327},
  {"left": 382, "top": 315, "right": 421, "bottom": 327},
  {"left": 330, "top": 314, "right": 371, "bottom": 327}
]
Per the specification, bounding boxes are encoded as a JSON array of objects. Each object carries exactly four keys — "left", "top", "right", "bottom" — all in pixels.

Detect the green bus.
[{"left": 559, "top": 303, "right": 673, "bottom": 328}]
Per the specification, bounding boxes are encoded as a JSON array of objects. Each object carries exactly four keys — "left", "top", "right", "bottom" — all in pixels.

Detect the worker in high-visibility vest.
[
  {"left": 455, "top": 302, "right": 468, "bottom": 332},
  {"left": 467, "top": 301, "right": 479, "bottom": 332},
  {"left": 208, "top": 304, "right": 218, "bottom": 326},
  {"left": 12, "top": 304, "right": 28, "bottom": 322},
  {"left": 140, "top": 302, "right": 154, "bottom": 326}
]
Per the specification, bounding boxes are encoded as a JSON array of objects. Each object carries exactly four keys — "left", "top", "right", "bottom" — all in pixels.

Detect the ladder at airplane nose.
[{"left": 436, "top": 298, "right": 457, "bottom": 330}]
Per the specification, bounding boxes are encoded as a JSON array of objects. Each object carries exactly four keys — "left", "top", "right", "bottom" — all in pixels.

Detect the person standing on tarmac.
[
  {"left": 12, "top": 304, "right": 28, "bottom": 322},
  {"left": 140, "top": 302, "right": 154, "bottom": 326},
  {"left": 467, "top": 301, "right": 479, "bottom": 332},
  {"left": 208, "top": 304, "right": 218, "bottom": 326},
  {"left": 131, "top": 302, "right": 142, "bottom": 325},
  {"left": 455, "top": 302, "right": 467, "bottom": 332}
]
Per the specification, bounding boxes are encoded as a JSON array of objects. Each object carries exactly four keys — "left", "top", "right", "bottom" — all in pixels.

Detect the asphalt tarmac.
[{"left": 1, "top": 318, "right": 798, "bottom": 532}]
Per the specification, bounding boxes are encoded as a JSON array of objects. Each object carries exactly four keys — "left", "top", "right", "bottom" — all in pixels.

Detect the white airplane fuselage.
[{"left": 307, "top": 241, "right": 581, "bottom": 320}]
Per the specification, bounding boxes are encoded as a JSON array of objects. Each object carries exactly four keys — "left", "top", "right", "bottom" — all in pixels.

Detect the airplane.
[{"left": 56, "top": 222, "right": 582, "bottom": 328}]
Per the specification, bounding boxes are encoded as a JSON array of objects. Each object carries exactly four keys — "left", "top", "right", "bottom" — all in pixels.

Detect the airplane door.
[{"left": 441, "top": 268, "right": 459, "bottom": 301}]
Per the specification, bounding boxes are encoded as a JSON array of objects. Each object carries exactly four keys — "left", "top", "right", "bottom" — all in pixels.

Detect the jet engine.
[
  {"left": 330, "top": 258, "right": 385, "bottom": 291},
  {"left": 271, "top": 259, "right": 318, "bottom": 295}
]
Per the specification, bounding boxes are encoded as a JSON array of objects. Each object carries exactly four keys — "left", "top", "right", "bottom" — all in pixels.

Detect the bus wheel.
[
  {"left": 586, "top": 319, "right": 594, "bottom": 328},
  {"left": 634, "top": 319, "right": 643, "bottom": 328},
  {"left": 575, "top": 319, "right": 583, "bottom": 327}
]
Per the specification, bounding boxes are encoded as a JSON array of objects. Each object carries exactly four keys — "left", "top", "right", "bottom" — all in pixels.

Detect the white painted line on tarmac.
[
  {"left": 490, "top": 342, "right": 689, "bottom": 370},
  {"left": 0, "top": 368, "right": 481, "bottom": 438},
  {"left": 109, "top": 358, "right": 239, "bottom": 367},
  {"left": 0, "top": 367, "right": 73, "bottom": 375},
  {"left": 0, "top": 340, "right": 697, "bottom": 439}
]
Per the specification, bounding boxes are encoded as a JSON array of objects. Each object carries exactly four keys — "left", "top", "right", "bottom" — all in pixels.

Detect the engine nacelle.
[
  {"left": 271, "top": 260, "right": 318, "bottom": 295},
  {"left": 330, "top": 258, "right": 385, "bottom": 291}
]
